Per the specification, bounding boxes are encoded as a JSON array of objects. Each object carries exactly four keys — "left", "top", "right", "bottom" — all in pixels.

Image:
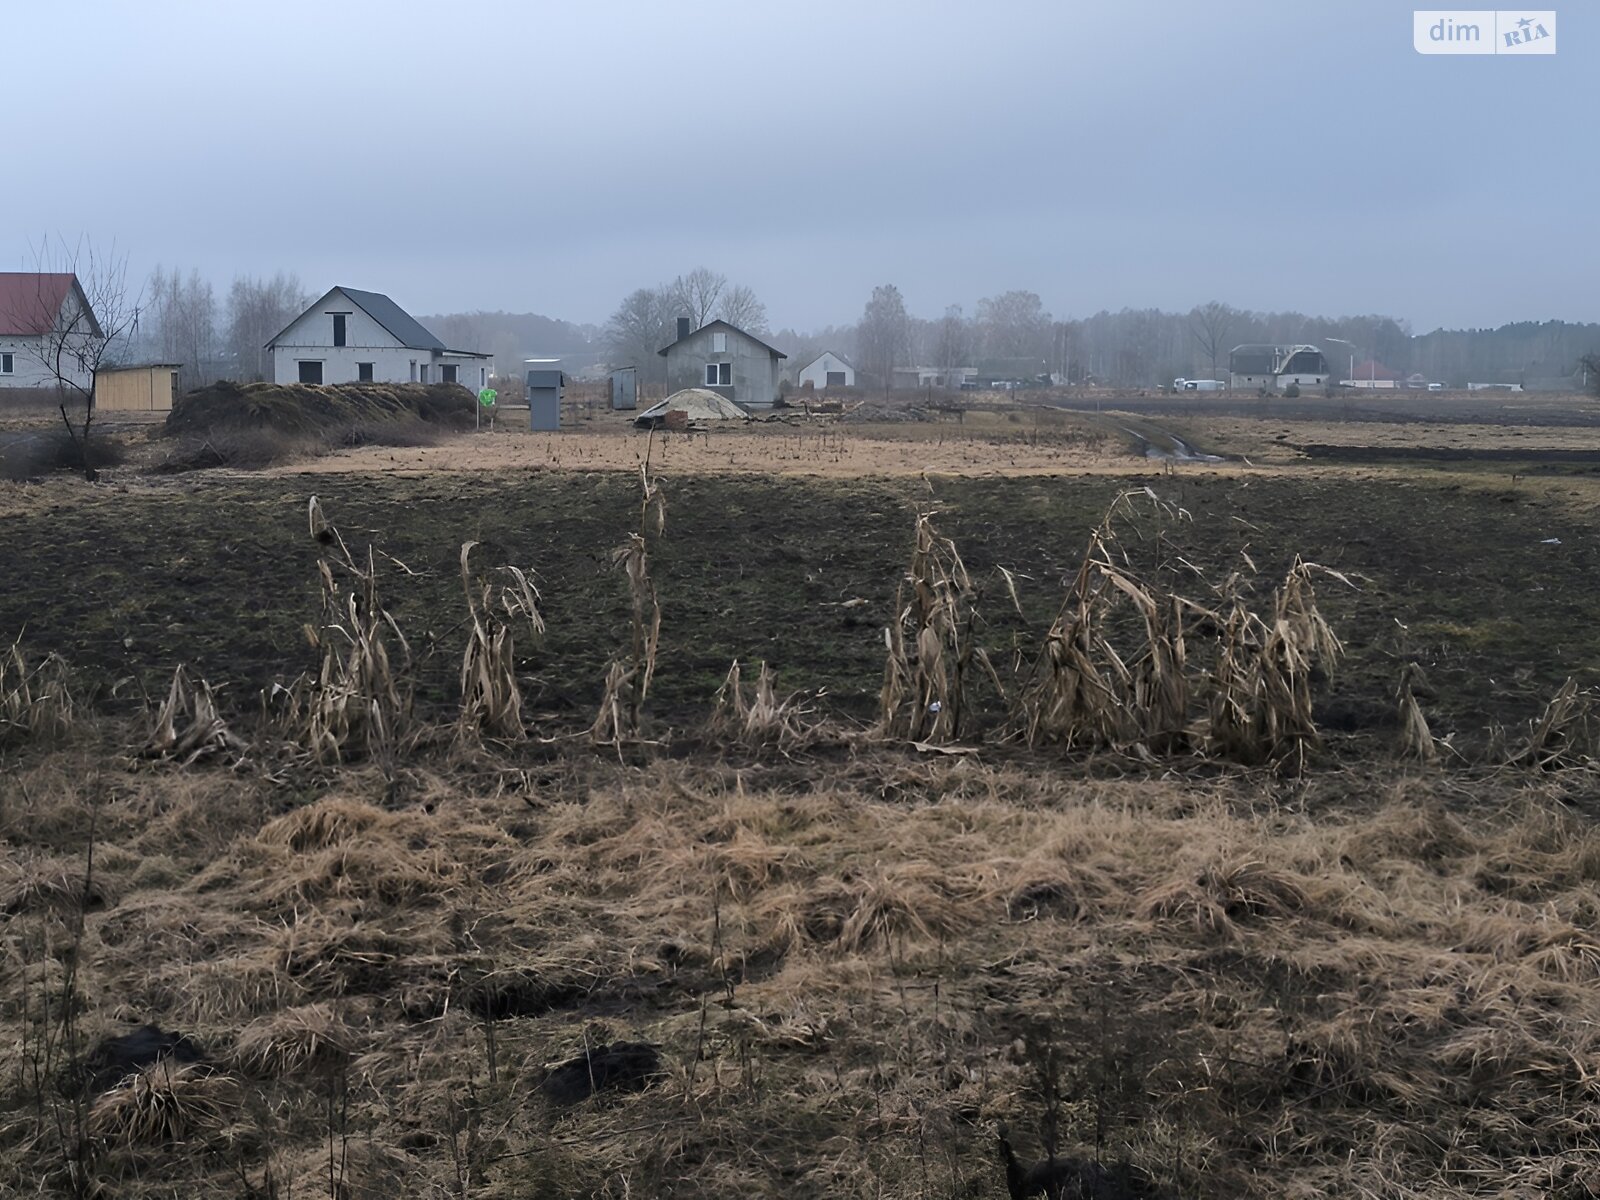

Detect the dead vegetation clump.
[
  {"left": 158, "top": 379, "right": 475, "bottom": 469},
  {"left": 256, "top": 795, "right": 387, "bottom": 852},
  {"left": 878, "top": 511, "right": 1011, "bottom": 744},
  {"left": 1009, "top": 491, "right": 1348, "bottom": 765},
  {"left": 1496, "top": 677, "right": 1599, "bottom": 768},
  {"left": 144, "top": 665, "right": 247, "bottom": 765},
  {"left": 271, "top": 497, "right": 413, "bottom": 766},
  {"left": 455, "top": 542, "right": 545, "bottom": 743},
  {"left": 233, "top": 1002, "right": 357, "bottom": 1077},
  {"left": 86, "top": 1061, "right": 241, "bottom": 1147},
  {"left": 0, "top": 638, "right": 77, "bottom": 746},
  {"left": 710, "top": 659, "right": 815, "bottom": 749}
]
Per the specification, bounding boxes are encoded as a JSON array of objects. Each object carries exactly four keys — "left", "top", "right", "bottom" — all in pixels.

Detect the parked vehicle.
[{"left": 1173, "top": 378, "right": 1227, "bottom": 392}]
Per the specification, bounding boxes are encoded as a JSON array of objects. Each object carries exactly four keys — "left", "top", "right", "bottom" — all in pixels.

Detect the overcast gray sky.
[{"left": 3, "top": 0, "right": 1593, "bottom": 331}]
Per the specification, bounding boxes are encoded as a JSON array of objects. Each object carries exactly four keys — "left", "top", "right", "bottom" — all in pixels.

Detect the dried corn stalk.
[
  {"left": 878, "top": 511, "right": 1003, "bottom": 743},
  {"left": 593, "top": 467, "right": 666, "bottom": 746},
  {"left": 1505, "top": 678, "right": 1597, "bottom": 769},
  {"left": 145, "top": 665, "right": 248, "bottom": 765},
  {"left": 457, "top": 542, "right": 545, "bottom": 742},
  {"left": 278, "top": 496, "right": 413, "bottom": 765}
]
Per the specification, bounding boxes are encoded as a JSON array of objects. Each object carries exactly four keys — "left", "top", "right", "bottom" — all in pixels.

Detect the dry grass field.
[{"left": 2, "top": 398, "right": 1599, "bottom": 1198}]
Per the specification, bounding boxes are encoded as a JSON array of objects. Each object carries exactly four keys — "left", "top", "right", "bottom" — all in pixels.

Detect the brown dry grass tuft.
[
  {"left": 234, "top": 1002, "right": 357, "bottom": 1076},
  {"left": 0, "top": 638, "right": 76, "bottom": 745},
  {"left": 87, "top": 1062, "right": 241, "bottom": 1146}
]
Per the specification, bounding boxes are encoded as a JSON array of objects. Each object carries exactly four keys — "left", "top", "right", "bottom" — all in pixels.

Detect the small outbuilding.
[
  {"left": 96, "top": 364, "right": 180, "bottom": 412},
  {"left": 795, "top": 350, "right": 855, "bottom": 389}
]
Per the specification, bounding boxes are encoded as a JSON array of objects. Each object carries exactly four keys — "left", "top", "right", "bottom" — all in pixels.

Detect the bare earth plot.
[{"left": 2, "top": 400, "right": 1599, "bottom": 1199}]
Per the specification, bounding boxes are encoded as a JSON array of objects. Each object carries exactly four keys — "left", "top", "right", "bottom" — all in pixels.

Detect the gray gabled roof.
[
  {"left": 338, "top": 287, "right": 447, "bottom": 351},
  {"left": 657, "top": 319, "right": 787, "bottom": 359},
  {"left": 266, "top": 286, "right": 448, "bottom": 351}
]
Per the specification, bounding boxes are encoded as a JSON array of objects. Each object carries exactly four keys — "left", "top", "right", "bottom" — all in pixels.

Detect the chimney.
[{"left": 677, "top": 316, "right": 691, "bottom": 343}]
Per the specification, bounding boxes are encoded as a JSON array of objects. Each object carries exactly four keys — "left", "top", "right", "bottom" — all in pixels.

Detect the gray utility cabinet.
[
  {"left": 526, "top": 368, "right": 563, "bottom": 431},
  {"left": 610, "top": 367, "right": 638, "bottom": 410}
]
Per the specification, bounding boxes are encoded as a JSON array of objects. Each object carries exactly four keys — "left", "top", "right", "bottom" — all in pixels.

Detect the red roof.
[
  {"left": 1350, "top": 358, "right": 1402, "bottom": 382},
  {"left": 0, "top": 272, "right": 82, "bottom": 336}
]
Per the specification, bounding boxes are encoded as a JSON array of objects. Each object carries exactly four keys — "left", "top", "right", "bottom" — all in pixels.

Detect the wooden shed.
[{"left": 96, "top": 364, "right": 180, "bottom": 412}]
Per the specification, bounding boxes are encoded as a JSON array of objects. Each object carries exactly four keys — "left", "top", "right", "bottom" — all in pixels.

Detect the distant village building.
[
  {"left": 658, "top": 318, "right": 786, "bottom": 408},
  {"left": 795, "top": 350, "right": 855, "bottom": 389},
  {"left": 267, "top": 287, "right": 491, "bottom": 388},
  {"left": 0, "top": 272, "right": 102, "bottom": 392},
  {"left": 1228, "top": 344, "right": 1329, "bottom": 391},
  {"left": 976, "top": 358, "right": 1049, "bottom": 388},
  {"left": 892, "top": 366, "right": 977, "bottom": 390}
]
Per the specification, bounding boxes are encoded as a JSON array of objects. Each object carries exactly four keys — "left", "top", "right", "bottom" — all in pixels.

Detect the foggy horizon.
[{"left": 4, "top": 0, "right": 1595, "bottom": 334}]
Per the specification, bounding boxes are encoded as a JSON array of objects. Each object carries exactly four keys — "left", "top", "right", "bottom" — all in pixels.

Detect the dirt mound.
[
  {"left": 82, "top": 1025, "right": 206, "bottom": 1094},
  {"left": 156, "top": 380, "right": 476, "bottom": 470},
  {"left": 541, "top": 1042, "right": 663, "bottom": 1105}
]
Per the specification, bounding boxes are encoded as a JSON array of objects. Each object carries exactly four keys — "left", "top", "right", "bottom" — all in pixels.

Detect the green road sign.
[{"left": 478, "top": 388, "right": 498, "bottom": 407}]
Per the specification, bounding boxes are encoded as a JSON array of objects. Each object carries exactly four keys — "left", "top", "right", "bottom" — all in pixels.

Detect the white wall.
[
  {"left": 270, "top": 348, "right": 493, "bottom": 386},
  {"left": 1, "top": 284, "right": 99, "bottom": 390},
  {"left": 797, "top": 351, "right": 854, "bottom": 388},
  {"left": 269, "top": 289, "right": 490, "bottom": 386},
  {"left": 0, "top": 335, "right": 95, "bottom": 390}
]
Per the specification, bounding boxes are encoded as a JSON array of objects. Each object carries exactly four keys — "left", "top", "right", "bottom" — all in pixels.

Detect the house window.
[
  {"left": 0, "top": 353, "right": 12, "bottom": 374},
  {"left": 298, "top": 360, "right": 323, "bottom": 384},
  {"left": 419, "top": 364, "right": 429, "bottom": 383},
  {"left": 826, "top": 371, "right": 846, "bottom": 387},
  {"left": 441, "top": 364, "right": 458, "bottom": 384},
  {"left": 332, "top": 314, "right": 347, "bottom": 347},
  {"left": 712, "top": 332, "right": 727, "bottom": 353},
  {"left": 357, "top": 362, "right": 374, "bottom": 382},
  {"left": 480, "top": 367, "right": 487, "bottom": 388},
  {"left": 409, "top": 360, "right": 417, "bottom": 381},
  {"left": 705, "top": 362, "right": 731, "bottom": 386}
]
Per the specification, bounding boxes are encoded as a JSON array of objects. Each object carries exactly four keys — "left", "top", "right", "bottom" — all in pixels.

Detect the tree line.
[
  {"left": 603, "top": 279, "right": 1599, "bottom": 389},
  {"left": 117, "top": 258, "right": 1600, "bottom": 393}
]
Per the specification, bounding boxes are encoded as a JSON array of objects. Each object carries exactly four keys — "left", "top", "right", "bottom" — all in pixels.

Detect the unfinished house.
[{"left": 658, "top": 318, "right": 786, "bottom": 408}]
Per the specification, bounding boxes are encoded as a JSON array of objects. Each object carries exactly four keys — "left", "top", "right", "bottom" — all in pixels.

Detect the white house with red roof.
[{"left": 0, "top": 273, "right": 104, "bottom": 391}]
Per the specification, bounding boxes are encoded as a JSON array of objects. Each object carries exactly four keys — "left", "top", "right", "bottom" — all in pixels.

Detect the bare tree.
[
  {"left": 604, "top": 286, "right": 674, "bottom": 383},
  {"left": 857, "top": 284, "right": 909, "bottom": 391},
  {"left": 670, "top": 268, "right": 726, "bottom": 329},
  {"left": 8, "top": 238, "right": 141, "bottom": 481},
  {"left": 1187, "top": 301, "right": 1240, "bottom": 380},
  {"left": 147, "top": 266, "right": 219, "bottom": 388},
  {"left": 977, "top": 290, "right": 1050, "bottom": 359},
  {"left": 225, "top": 273, "right": 311, "bottom": 382},
  {"left": 716, "top": 284, "right": 768, "bottom": 334},
  {"left": 1582, "top": 352, "right": 1600, "bottom": 397},
  {"left": 935, "top": 305, "right": 972, "bottom": 373}
]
